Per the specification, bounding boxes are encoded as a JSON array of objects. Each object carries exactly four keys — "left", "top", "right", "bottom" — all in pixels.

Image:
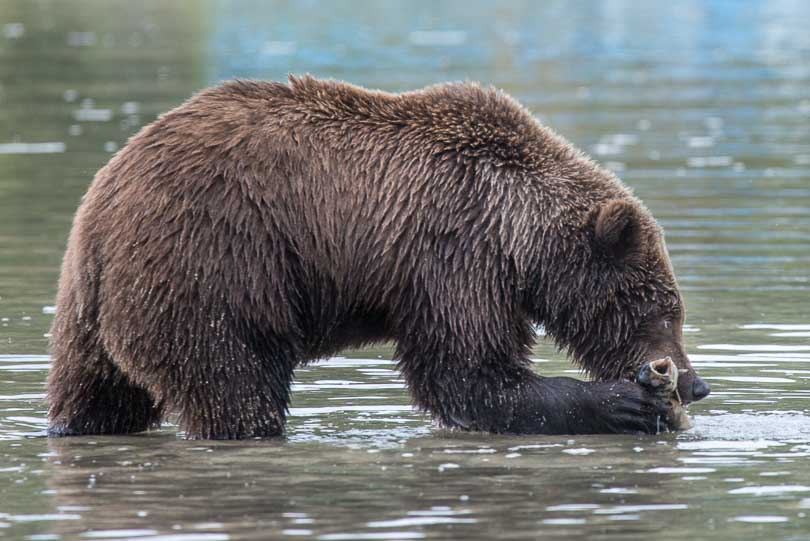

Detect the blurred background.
[
  {"left": 1, "top": 1, "right": 809, "bottom": 540},
  {"left": 1, "top": 0, "right": 809, "bottom": 353}
]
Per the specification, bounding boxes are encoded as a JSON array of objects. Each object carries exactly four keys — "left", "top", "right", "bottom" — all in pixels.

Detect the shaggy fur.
[{"left": 47, "top": 75, "right": 707, "bottom": 439}]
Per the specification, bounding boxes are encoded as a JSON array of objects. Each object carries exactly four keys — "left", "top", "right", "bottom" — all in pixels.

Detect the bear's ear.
[{"left": 594, "top": 199, "right": 643, "bottom": 262}]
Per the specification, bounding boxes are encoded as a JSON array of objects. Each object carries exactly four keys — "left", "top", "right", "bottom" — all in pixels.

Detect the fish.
[{"left": 636, "top": 356, "right": 693, "bottom": 431}]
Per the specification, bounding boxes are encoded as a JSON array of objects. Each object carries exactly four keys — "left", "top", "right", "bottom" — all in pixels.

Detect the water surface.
[{"left": 1, "top": 1, "right": 809, "bottom": 539}]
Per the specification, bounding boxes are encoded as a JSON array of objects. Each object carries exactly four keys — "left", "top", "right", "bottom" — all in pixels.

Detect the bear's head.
[{"left": 539, "top": 198, "right": 710, "bottom": 404}]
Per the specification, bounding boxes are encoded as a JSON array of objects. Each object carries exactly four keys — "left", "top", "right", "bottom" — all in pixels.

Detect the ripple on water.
[
  {"left": 728, "top": 485, "right": 810, "bottom": 496},
  {"left": 318, "top": 533, "right": 425, "bottom": 540},
  {"left": 80, "top": 529, "right": 159, "bottom": 538},
  {"left": 729, "top": 515, "right": 790, "bottom": 523},
  {"left": 686, "top": 413, "right": 810, "bottom": 442},
  {"left": 698, "top": 344, "right": 810, "bottom": 352},
  {"left": 592, "top": 504, "right": 690, "bottom": 515},
  {"left": 0, "top": 142, "right": 66, "bottom": 154}
]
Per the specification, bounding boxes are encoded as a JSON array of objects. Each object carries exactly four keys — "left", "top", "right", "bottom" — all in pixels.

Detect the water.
[{"left": 1, "top": 0, "right": 809, "bottom": 539}]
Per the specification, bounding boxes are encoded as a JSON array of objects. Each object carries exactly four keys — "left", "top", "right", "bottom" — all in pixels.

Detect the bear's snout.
[
  {"left": 690, "top": 375, "right": 711, "bottom": 402},
  {"left": 677, "top": 371, "right": 711, "bottom": 404}
]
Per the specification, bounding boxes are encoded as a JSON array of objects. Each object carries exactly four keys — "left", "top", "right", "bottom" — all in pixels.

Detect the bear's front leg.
[
  {"left": 397, "top": 332, "right": 669, "bottom": 435},
  {"left": 394, "top": 273, "right": 669, "bottom": 435},
  {"left": 506, "top": 376, "right": 672, "bottom": 435}
]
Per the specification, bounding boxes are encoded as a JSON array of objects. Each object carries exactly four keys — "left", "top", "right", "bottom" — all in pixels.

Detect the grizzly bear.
[{"left": 47, "top": 75, "right": 710, "bottom": 439}]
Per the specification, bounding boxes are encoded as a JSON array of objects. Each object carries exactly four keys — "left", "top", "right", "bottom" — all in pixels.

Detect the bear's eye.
[{"left": 662, "top": 319, "right": 672, "bottom": 330}]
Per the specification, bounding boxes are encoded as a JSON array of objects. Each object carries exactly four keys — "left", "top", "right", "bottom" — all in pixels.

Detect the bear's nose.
[{"left": 691, "top": 376, "right": 711, "bottom": 402}]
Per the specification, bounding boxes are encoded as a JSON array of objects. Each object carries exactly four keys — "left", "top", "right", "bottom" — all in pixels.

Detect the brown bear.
[{"left": 47, "top": 75, "right": 710, "bottom": 439}]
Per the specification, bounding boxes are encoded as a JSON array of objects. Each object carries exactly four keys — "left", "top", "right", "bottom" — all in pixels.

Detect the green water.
[{"left": 1, "top": 1, "right": 809, "bottom": 540}]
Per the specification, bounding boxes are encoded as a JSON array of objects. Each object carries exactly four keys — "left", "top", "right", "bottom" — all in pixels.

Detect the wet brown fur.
[{"left": 48, "top": 75, "right": 698, "bottom": 438}]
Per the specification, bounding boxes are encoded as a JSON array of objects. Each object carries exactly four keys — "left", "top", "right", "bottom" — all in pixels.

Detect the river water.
[{"left": 1, "top": 1, "right": 809, "bottom": 539}]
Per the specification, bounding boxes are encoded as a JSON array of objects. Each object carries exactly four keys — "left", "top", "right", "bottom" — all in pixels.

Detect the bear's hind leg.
[
  {"left": 48, "top": 303, "right": 162, "bottom": 436},
  {"left": 173, "top": 350, "right": 295, "bottom": 440},
  {"left": 148, "top": 329, "right": 297, "bottom": 440}
]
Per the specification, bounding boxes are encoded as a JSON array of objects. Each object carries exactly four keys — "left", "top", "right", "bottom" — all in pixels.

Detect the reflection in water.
[
  {"left": 40, "top": 434, "right": 694, "bottom": 540},
  {"left": 1, "top": 0, "right": 809, "bottom": 539},
  {"left": 2, "top": 357, "right": 809, "bottom": 539}
]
